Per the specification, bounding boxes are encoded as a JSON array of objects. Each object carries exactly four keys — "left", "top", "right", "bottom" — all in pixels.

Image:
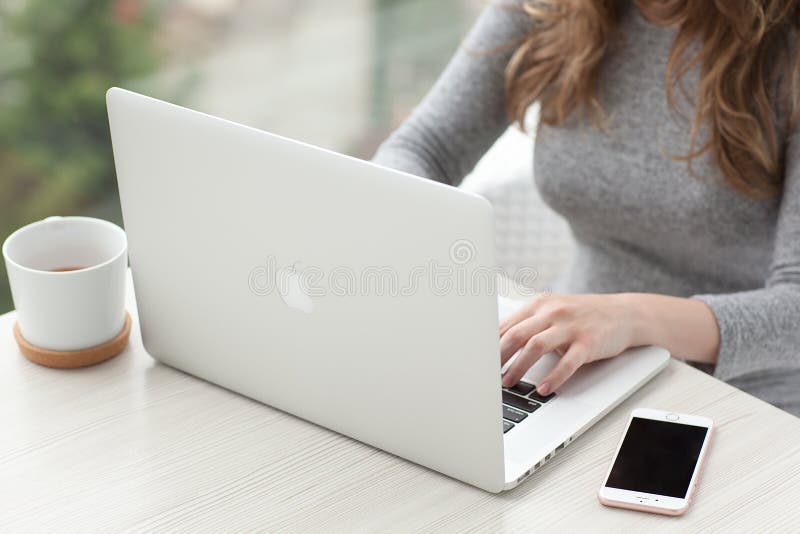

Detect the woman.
[{"left": 373, "top": 1, "right": 800, "bottom": 415}]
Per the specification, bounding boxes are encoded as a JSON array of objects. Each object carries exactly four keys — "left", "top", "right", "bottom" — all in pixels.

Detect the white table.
[{"left": 2, "top": 273, "right": 800, "bottom": 532}]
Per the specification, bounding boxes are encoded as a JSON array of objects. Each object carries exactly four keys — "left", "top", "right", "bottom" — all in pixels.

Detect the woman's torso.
[{"left": 534, "top": 3, "right": 783, "bottom": 297}]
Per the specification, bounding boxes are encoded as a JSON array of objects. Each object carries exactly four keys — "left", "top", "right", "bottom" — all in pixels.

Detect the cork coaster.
[{"left": 13, "top": 311, "right": 132, "bottom": 369}]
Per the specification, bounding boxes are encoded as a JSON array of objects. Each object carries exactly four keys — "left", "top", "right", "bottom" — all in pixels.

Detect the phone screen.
[{"left": 605, "top": 417, "right": 709, "bottom": 498}]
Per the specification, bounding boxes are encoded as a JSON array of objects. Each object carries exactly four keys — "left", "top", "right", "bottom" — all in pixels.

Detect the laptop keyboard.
[{"left": 502, "top": 381, "right": 556, "bottom": 433}]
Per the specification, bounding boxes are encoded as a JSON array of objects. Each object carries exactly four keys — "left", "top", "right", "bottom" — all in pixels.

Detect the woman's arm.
[
  {"left": 691, "top": 130, "right": 800, "bottom": 381},
  {"left": 498, "top": 293, "right": 719, "bottom": 395},
  {"left": 372, "top": 1, "right": 531, "bottom": 185},
  {"left": 628, "top": 293, "right": 720, "bottom": 364},
  {"left": 500, "top": 131, "right": 800, "bottom": 395}
]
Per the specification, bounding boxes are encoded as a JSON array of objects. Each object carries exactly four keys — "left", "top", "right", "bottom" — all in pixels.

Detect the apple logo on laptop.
[{"left": 277, "top": 264, "right": 314, "bottom": 314}]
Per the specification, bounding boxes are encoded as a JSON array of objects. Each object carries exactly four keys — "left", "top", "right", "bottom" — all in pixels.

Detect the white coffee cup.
[{"left": 2, "top": 216, "right": 127, "bottom": 351}]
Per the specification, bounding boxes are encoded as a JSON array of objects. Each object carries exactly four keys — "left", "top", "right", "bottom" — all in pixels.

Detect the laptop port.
[
  {"left": 556, "top": 442, "right": 565, "bottom": 451},
  {"left": 517, "top": 469, "right": 532, "bottom": 483}
]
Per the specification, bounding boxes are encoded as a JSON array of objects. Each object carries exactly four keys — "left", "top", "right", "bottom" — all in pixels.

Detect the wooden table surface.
[{"left": 2, "top": 274, "right": 799, "bottom": 532}]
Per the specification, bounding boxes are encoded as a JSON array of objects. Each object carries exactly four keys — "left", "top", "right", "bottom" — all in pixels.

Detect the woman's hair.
[{"left": 504, "top": 0, "right": 800, "bottom": 197}]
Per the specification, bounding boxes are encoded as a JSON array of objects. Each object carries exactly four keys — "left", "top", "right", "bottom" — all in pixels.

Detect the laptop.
[{"left": 106, "top": 87, "right": 669, "bottom": 493}]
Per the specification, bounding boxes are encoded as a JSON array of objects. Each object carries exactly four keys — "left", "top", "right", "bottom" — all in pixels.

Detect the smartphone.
[{"left": 598, "top": 408, "right": 713, "bottom": 516}]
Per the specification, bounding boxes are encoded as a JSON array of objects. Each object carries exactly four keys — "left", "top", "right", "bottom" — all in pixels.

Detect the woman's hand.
[
  {"left": 498, "top": 293, "right": 721, "bottom": 396},
  {"left": 499, "top": 293, "right": 641, "bottom": 395}
]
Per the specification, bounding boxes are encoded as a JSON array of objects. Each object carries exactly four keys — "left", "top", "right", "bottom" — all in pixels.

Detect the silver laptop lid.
[{"left": 107, "top": 88, "right": 506, "bottom": 492}]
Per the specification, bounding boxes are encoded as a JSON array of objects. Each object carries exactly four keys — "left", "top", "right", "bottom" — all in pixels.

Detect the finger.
[
  {"left": 499, "top": 296, "right": 545, "bottom": 336},
  {"left": 499, "top": 314, "right": 549, "bottom": 365},
  {"left": 502, "top": 327, "right": 572, "bottom": 387},
  {"left": 499, "top": 305, "right": 533, "bottom": 338},
  {"left": 537, "top": 344, "right": 588, "bottom": 396}
]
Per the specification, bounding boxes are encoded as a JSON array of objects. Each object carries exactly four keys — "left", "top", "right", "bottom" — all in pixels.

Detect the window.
[{"left": 0, "top": 0, "right": 481, "bottom": 312}]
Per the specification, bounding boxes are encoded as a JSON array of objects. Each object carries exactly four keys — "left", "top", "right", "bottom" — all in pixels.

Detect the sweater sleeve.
[
  {"left": 693, "top": 131, "right": 800, "bottom": 382},
  {"left": 371, "top": 1, "right": 532, "bottom": 186}
]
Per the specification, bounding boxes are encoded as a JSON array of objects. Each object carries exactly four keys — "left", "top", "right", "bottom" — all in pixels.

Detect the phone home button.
[{"left": 666, "top": 413, "right": 680, "bottom": 421}]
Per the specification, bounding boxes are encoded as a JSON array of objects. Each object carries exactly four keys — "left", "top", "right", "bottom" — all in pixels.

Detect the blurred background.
[{"left": 0, "top": 0, "right": 486, "bottom": 313}]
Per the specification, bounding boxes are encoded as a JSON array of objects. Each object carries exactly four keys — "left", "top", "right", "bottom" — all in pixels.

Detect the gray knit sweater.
[{"left": 373, "top": 1, "right": 800, "bottom": 415}]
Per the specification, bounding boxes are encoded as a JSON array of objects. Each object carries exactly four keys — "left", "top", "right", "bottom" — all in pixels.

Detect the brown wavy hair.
[{"left": 504, "top": 0, "right": 800, "bottom": 197}]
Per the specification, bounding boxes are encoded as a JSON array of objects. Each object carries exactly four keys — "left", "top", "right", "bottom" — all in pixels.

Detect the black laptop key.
[
  {"left": 503, "top": 405, "right": 528, "bottom": 423},
  {"left": 503, "top": 421, "right": 515, "bottom": 433},
  {"left": 508, "top": 380, "right": 535, "bottom": 396},
  {"left": 502, "top": 391, "right": 541, "bottom": 413},
  {"left": 529, "top": 388, "right": 556, "bottom": 403}
]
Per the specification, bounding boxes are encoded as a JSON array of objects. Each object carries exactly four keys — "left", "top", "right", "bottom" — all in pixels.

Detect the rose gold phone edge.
[{"left": 597, "top": 408, "right": 714, "bottom": 516}]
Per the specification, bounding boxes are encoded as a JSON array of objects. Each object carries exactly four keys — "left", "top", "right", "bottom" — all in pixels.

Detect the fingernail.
[
  {"left": 537, "top": 382, "right": 550, "bottom": 396},
  {"left": 502, "top": 375, "right": 513, "bottom": 387}
]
